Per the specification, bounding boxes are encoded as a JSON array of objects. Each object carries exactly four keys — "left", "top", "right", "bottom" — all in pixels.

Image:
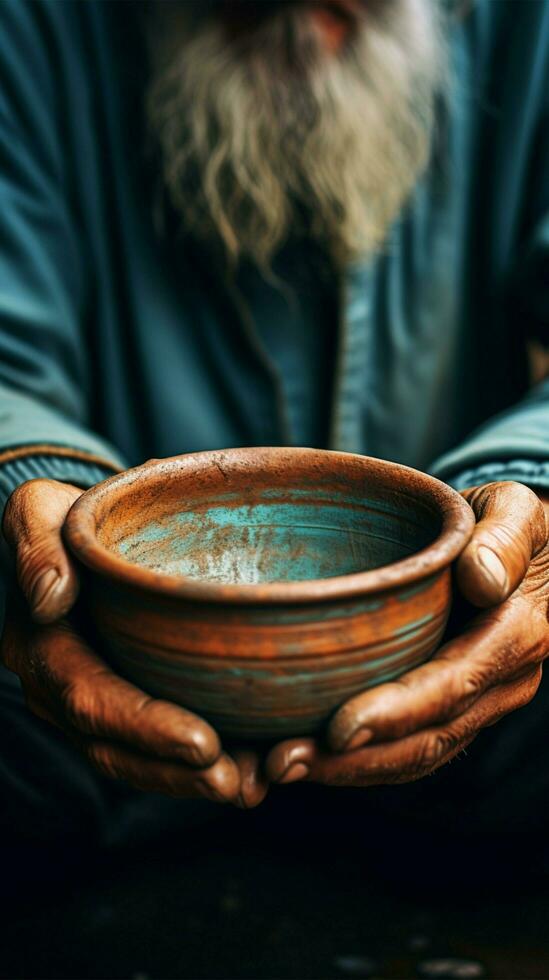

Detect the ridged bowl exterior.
[
  {"left": 87, "top": 570, "right": 451, "bottom": 738},
  {"left": 64, "top": 448, "right": 475, "bottom": 740}
]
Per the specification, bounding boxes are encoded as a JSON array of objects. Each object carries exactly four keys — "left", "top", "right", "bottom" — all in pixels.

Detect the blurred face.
[
  {"left": 147, "top": 0, "right": 447, "bottom": 269},
  {"left": 197, "top": 0, "right": 369, "bottom": 53}
]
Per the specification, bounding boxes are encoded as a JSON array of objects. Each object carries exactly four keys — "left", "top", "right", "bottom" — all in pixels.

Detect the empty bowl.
[{"left": 63, "top": 447, "right": 475, "bottom": 739}]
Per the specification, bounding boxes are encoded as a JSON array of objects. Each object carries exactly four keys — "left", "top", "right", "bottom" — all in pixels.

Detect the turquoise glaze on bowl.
[
  {"left": 115, "top": 487, "right": 434, "bottom": 584},
  {"left": 64, "top": 448, "right": 475, "bottom": 739}
]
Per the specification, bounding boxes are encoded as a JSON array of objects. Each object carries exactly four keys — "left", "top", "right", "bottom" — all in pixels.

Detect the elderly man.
[{"left": 1, "top": 0, "right": 549, "bottom": 865}]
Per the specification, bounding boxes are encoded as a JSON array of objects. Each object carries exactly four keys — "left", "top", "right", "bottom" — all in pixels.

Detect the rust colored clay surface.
[{"left": 63, "top": 447, "right": 475, "bottom": 739}]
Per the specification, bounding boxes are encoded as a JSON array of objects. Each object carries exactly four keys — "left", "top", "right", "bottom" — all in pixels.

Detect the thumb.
[
  {"left": 456, "top": 481, "right": 547, "bottom": 608},
  {"left": 3, "top": 478, "right": 83, "bottom": 623}
]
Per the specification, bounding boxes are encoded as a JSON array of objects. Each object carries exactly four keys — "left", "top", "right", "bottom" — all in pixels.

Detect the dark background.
[{"left": 3, "top": 799, "right": 549, "bottom": 980}]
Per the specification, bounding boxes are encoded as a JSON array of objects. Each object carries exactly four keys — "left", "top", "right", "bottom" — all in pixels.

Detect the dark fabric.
[
  {"left": 236, "top": 242, "right": 338, "bottom": 449},
  {"left": 0, "top": 455, "right": 116, "bottom": 512}
]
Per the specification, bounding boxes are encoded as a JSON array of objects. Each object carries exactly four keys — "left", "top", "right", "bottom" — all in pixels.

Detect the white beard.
[{"left": 146, "top": 0, "right": 448, "bottom": 270}]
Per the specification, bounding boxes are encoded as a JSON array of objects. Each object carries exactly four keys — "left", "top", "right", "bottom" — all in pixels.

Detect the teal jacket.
[{"left": 0, "top": 0, "right": 548, "bottom": 509}]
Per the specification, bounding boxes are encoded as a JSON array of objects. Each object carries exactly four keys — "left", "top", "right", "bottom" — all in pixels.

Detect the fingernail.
[
  {"left": 197, "top": 780, "right": 228, "bottom": 804},
  {"left": 278, "top": 762, "right": 309, "bottom": 785},
  {"left": 478, "top": 546, "right": 507, "bottom": 591},
  {"left": 177, "top": 741, "right": 208, "bottom": 767},
  {"left": 30, "top": 568, "right": 60, "bottom": 614},
  {"left": 344, "top": 727, "right": 374, "bottom": 751}
]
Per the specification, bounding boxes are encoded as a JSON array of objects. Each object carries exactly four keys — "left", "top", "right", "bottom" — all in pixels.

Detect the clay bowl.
[{"left": 63, "top": 448, "right": 474, "bottom": 740}]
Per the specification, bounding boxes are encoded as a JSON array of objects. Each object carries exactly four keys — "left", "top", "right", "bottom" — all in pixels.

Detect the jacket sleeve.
[
  {"left": 431, "top": 377, "right": 549, "bottom": 492},
  {"left": 0, "top": 1, "right": 126, "bottom": 514},
  {"left": 432, "top": 122, "right": 549, "bottom": 493}
]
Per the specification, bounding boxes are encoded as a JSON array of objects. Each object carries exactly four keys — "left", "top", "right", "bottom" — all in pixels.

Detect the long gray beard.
[{"left": 146, "top": 0, "right": 448, "bottom": 270}]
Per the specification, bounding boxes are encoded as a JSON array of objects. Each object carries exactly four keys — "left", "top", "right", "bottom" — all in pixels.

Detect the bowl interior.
[{"left": 92, "top": 454, "right": 443, "bottom": 586}]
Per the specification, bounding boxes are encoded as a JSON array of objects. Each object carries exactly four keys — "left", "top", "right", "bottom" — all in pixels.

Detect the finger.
[
  {"left": 2, "top": 479, "right": 83, "bottom": 623},
  {"left": 457, "top": 482, "right": 547, "bottom": 607},
  {"left": 309, "top": 668, "right": 542, "bottom": 786},
  {"left": 6, "top": 614, "right": 222, "bottom": 768},
  {"left": 327, "top": 596, "right": 546, "bottom": 751},
  {"left": 232, "top": 749, "right": 269, "bottom": 809},
  {"left": 270, "top": 669, "right": 541, "bottom": 787},
  {"left": 265, "top": 738, "right": 316, "bottom": 785},
  {"left": 84, "top": 742, "right": 240, "bottom": 802}
]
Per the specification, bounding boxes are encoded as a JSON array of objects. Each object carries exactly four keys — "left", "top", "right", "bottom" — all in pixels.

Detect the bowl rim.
[{"left": 63, "top": 447, "right": 475, "bottom": 605}]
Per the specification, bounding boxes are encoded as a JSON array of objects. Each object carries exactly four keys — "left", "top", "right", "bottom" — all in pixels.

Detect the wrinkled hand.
[
  {"left": 2, "top": 478, "right": 266, "bottom": 806},
  {"left": 265, "top": 481, "right": 549, "bottom": 788}
]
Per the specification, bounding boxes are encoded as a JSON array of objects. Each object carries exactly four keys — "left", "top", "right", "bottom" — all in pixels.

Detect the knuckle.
[
  {"left": 17, "top": 538, "right": 59, "bottom": 585},
  {"left": 517, "top": 669, "right": 542, "bottom": 707},
  {"left": 4, "top": 479, "right": 76, "bottom": 550},
  {"left": 64, "top": 680, "right": 97, "bottom": 733},
  {"left": 18, "top": 477, "right": 60, "bottom": 500},
  {"left": 395, "top": 728, "right": 476, "bottom": 785},
  {"left": 415, "top": 731, "right": 454, "bottom": 771},
  {"left": 132, "top": 694, "right": 157, "bottom": 724},
  {"left": 180, "top": 728, "right": 211, "bottom": 767},
  {"left": 87, "top": 742, "right": 123, "bottom": 781},
  {"left": 161, "top": 770, "right": 188, "bottom": 798},
  {"left": 512, "top": 482, "right": 543, "bottom": 519},
  {"left": 480, "top": 523, "right": 518, "bottom": 556},
  {"left": 468, "top": 481, "right": 543, "bottom": 546},
  {"left": 5, "top": 479, "right": 53, "bottom": 525},
  {"left": 129, "top": 696, "right": 173, "bottom": 748},
  {"left": 496, "top": 483, "right": 545, "bottom": 548},
  {"left": 461, "top": 668, "right": 488, "bottom": 703},
  {"left": 6, "top": 479, "right": 40, "bottom": 510},
  {"left": 486, "top": 481, "right": 537, "bottom": 508},
  {"left": 501, "top": 480, "right": 537, "bottom": 503}
]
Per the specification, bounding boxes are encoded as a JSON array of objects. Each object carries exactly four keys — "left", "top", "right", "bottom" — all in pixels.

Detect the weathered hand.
[
  {"left": 1, "top": 478, "right": 267, "bottom": 804},
  {"left": 265, "top": 481, "right": 549, "bottom": 788}
]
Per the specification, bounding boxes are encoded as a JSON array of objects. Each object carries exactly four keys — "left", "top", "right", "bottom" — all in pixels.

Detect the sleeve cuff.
[
  {"left": 0, "top": 454, "right": 118, "bottom": 516},
  {"left": 443, "top": 459, "right": 549, "bottom": 492}
]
